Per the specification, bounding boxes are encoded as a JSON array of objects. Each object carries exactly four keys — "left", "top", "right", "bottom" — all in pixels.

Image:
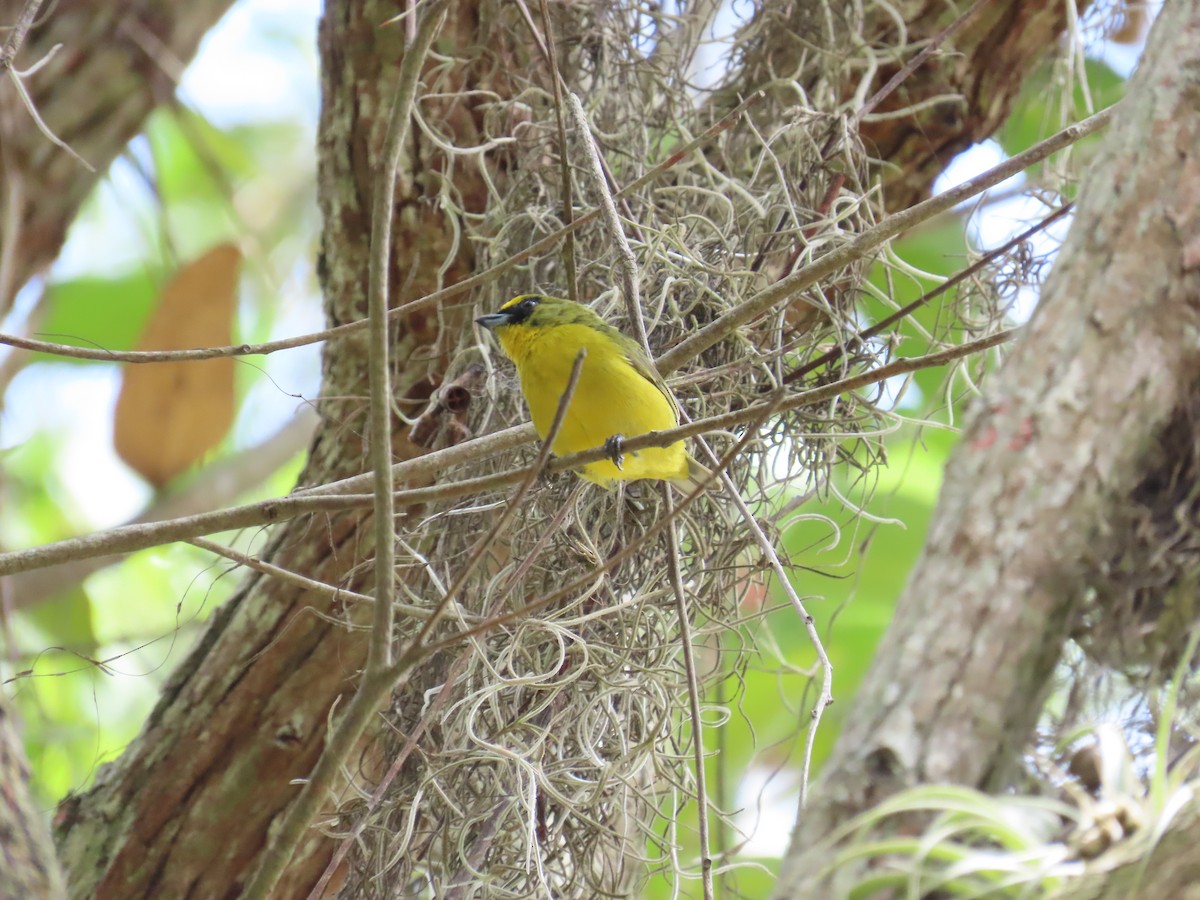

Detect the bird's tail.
[{"left": 670, "top": 455, "right": 712, "bottom": 494}]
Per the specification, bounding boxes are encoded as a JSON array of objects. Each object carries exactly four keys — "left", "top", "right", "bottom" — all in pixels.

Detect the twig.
[
  {"left": 300, "top": 348, "right": 587, "bottom": 896},
  {"left": 567, "top": 91, "right": 649, "bottom": 355},
  {"left": 541, "top": 0, "right": 578, "bottom": 302},
  {"left": 0, "top": 0, "right": 46, "bottom": 74},
  {"left": 514, "top": 0, "right": 579, "bottom": 302},
  {"left": 0, "top": 159, "right": 25, "bottom": 312},
  {"left": 185, "top": 536, "right": 478, "bottom": 624},
  {"left": 754, "top": 0, "right": 988, "bottom": 279},
  {"left": 5, "top": 44, "right": 94, "bottom": 171},
  {"left": 0, "top": 490, "right": 375, "bottom": 579},
  {"left": 304, "top": 486, "right": 580, "bottom": 900},
  {"left": 664, "top": 490, "right": 714, "bottom": 900},
  {"left": 0, "top": 97, "right": 1096, "bottom": 368},
  {"left": 783, "top": 202, "right": 1074, "bottom": 385},
  {"left": 8, "top": 408, "right": 316, "bottom": 609},
  {"left": 689, "top": 423, "right": 835, "bottom": 808},
  {"left": 0, "top": 330, "right": 1019, "bottom": 578},
  {"left": 239, "top": 4, "right": 448, "bottom": 896},
  {"left": 362, "top": 0, "right": 434, "bottom": 674},
  {"left": 712, "top": 665, "right": 732, "bottom": 894},
  {"left": 852, "top": 0, "right": 988, "bottom": 126},
  {"left": 657, "top": 104, "right": 1115, "bottom": 375},
  {"left": 0, "top": 277, "right": 42, "bottom": 398},
  {"left": 421, "top": 392, "right": 787, "bottom": 655}
]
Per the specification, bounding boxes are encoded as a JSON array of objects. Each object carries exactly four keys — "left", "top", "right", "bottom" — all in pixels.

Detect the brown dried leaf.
[{"left": 114, "top": 244, "right": 241, "bottom": 487}]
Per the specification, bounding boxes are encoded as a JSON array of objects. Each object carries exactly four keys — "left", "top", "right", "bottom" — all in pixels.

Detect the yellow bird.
[{"left": 476, "top": 294, "right": 709, "bottom": 489}]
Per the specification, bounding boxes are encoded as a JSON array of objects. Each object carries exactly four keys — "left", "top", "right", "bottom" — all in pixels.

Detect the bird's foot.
[{"left": 604, "top": 434, "right": 626, "bottom": 471}]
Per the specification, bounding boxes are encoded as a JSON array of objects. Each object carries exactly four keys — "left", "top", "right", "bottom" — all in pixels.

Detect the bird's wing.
[{"left": 618, "top": 332, "right": 681, "bottom": 420}]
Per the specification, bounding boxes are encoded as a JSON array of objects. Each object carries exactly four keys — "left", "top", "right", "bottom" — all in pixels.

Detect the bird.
[{"left": 476, "top": 293, "right": 711, "bottom": 490}]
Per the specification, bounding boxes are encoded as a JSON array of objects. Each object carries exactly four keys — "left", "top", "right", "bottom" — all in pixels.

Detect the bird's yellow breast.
[{"left": 497, "top": 322, "right": 688, "bottom": 486}]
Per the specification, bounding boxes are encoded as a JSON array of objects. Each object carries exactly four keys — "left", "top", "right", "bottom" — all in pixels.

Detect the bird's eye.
[{"left": 521, "top": 297, "right": 539, "bottom": 313}]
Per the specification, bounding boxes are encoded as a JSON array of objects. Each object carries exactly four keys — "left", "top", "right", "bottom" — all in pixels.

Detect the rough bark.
[
  {"left": 775, "top": 2, "right": 1200, "bottom": 895},
  {"left": 0, "top": 0, "right": 236, "bottom": 310}
]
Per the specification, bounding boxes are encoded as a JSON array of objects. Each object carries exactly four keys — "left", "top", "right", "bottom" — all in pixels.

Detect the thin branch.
[
  {"left": 0, "top": 0, "right": 46, "bottom": 73},
  {"left": 0, "top": 278, "right": 42, "bottom": 399},
  {"left": 306, "top": 483, "right": 582, "bottom": 900},
  {"left": 418, "top": 392, "right": 787, "bottom": 657},
  {"left": 692, "top": 425, "right": 836, "bottom": 808},
  {"left": 754, "top": 0, "right": 987, "bottom": 280},
  {"left": 246, "top": 344, "right": 583, "bottom": 900},
  {"left": 712, "top": 662, "right": 732, "bottom": 894},
  {"left": 6, "top": 45, "right": 95, "bottom": 171},
  {"left": 852, "top": 0, "right": 989, "bottom": 126},
  {"left": 657, "top": 105, "right": 1115, "bottom": 374},
  {"left": 362, "top": 0, "right": 438, "bottom": 674},
  {"left": 409, "top": 348, "right": 586, "bottom": 648},
  {"left": 0, "top": 490, "right": 375, "bottom": 579},
  {"left": 0, "top": 157, "right": 25, "bottom": 312},
  {"left": 9, "top": 408, "right": 317, "bottom": 611},
  {"left": 568, "top": 91, "right": 648, "bottom": 354},
  {"left": 1, "top": 98, "right": 1097, "bottom": 369},
  {"left": 306, "top": 377, "right": 600, "bottom": 889},
  {"left": 185, "top": 536, "right": 477, "bottom": 623},
  {"left": 539, "top": 1, "right": 577, "bottom": 301},
  {"left": 0, "top": 330, "right": 1018, "bottom": 579},
  {"left": 664, "top": 490, "right": 714, "bottom": 900},
  {"left": 784, "top": 202, "right": 1074, "bottom": 385},
  {"left": 513, "top": 0, "right": 579, "bottom": 302},
  {"left": 239, "top": 4, "right": 447, "bottom": 896}
]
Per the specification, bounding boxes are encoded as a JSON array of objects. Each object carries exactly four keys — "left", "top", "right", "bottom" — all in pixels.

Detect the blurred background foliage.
[{"left": 0, "top": 0, "right": 1139, "bottom": 890}]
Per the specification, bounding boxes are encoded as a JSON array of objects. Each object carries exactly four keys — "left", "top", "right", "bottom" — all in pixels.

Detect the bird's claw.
[{"left": 605, "top": 434, "right": 625, "bottom": 471}]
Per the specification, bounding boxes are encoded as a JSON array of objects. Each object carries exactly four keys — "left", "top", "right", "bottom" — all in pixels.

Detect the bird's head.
[
  {"left": 476, "top": 295, "right": 613, "bottom": 363},
  {"left": 475, "top": 294, "right": 557, "bottom": 331}
]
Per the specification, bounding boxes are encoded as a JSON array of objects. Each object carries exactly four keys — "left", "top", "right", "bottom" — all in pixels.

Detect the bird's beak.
[{"left": 475, "top": 312, "right": 511, "bottom": 329}]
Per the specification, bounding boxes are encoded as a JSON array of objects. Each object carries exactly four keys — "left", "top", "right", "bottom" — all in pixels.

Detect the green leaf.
[
  {"left": 146, "top": 106, "right": 256, "bottom": 203},
  {"left": 20, "top": 587, "right": 99, "bottom": 654},
  {"left": 37, "top": 271, "right": 162, "bottom": 362}
]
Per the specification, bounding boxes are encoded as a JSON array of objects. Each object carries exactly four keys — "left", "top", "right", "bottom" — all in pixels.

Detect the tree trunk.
[{"left": 776, "top": 1, "right": 1200, "bottom": 894}]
